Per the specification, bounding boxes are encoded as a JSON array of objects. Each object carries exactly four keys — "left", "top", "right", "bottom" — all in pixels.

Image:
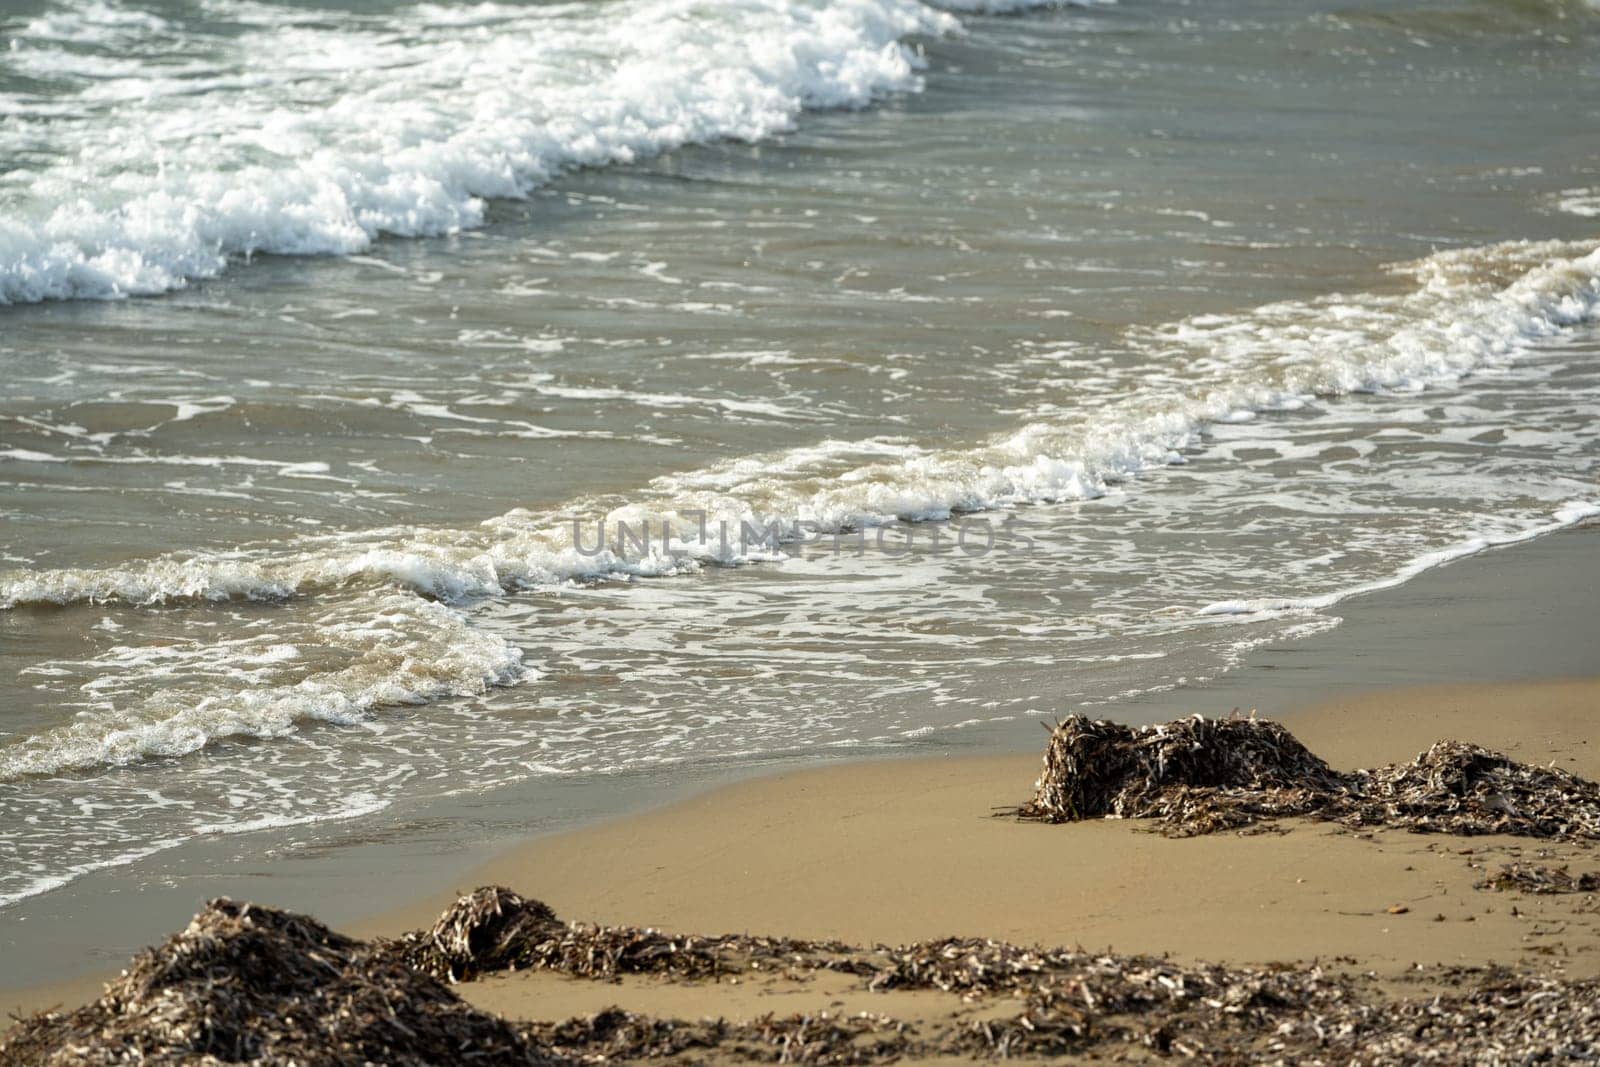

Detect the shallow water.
[{"left": 2, "top": 0, "right": 1598, "bottom": 909}]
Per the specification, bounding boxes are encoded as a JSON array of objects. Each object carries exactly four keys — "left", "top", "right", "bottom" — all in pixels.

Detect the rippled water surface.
[{"left": 2, "top": 0, "right": 1599, "bottom": 907}]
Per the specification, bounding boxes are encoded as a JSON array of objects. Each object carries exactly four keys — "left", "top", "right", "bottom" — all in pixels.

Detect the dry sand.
[{"left": 351, "top": 677, "right": 1600, "bottom": 1028}]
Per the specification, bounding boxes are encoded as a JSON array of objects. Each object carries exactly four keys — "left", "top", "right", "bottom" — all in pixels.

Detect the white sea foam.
[
  {"left": 932, "top": 0, "right": 1107, "bottom": 10},
  {"left": 1556, "top": 188, "right": 1600, "bottom": 217},
  {"left": 4, "top": 237, "right": 1596, "bottom": 613},
  {"left": 1196, "top": 500, "right": 1600, "bottom": 619},
  {"left": 0, "top": 594, "right": 523, "bottom": 780},
  {"left": 0, "top": 0, "right": 968, "bottom": 304},
  {"left": 0, "top": 0, "right": 1121, "bottom": 305}
]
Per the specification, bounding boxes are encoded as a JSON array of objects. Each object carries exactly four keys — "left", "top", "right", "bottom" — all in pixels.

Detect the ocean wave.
[
  {"left": 930, "top": 0, "right": 1110, "bottom": 11},
  {"left": 1328, "top": 0, "right": 1600, "bottom": 38},
  {"left": 3, "top": 237, "right": 1596, "bottom": 612},
  {"left": 0, "top": 0, "right": 971, "bottom": 304},
  {"left": 0, "top": 593, "right": 523, "bottom": 780},
  {"left": 2, "top": 237, "right": 1596, "bottom": 785}
]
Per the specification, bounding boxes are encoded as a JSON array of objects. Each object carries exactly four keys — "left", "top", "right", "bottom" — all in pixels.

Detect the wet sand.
[{"left": 4, "top": 526, "right": 1597, "bottom": 1032}]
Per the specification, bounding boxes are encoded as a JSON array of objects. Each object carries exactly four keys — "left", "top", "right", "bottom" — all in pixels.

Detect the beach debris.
[
  {"left": 0, "top": 897, "right": 557, "bottom": 1067},
  {"left": 1477, "top": 862, "right": 1600, "bottom": 895},
  {"left": 1012, "top": 714, "right": 1340, "bottom": 834},
  {"left": 379, "top": 892, "right": 861, "bottom": 986},
  {"left": 1342, "top": 740, "right": 1600, "bottom": 839},
  {"left": 388, "top": 885, "right": 561, "bottom": 982},
  {"left": 528, "top": 1008, "right": 726, "bottom": 1062},
  {"left": 525, "top": 1009, "right": 913, "bottom": 1065},
  {"left": 1302, "top": 970, "right": 1600, "bottom": 1065},
  {"left": 6, "top": 889, "right": 1600, "bottom": 1065},
  {"left": 1014, "top": 714, "right": 1600, "bottom": 839}
]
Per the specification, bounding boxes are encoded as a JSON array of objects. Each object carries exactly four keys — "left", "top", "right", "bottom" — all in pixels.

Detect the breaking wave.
[
  {"left": 4, "top": 237, "right": 1597, "bottom": 614},
  {"left": 0, "top": 0, "right": 1111, "bottom": 305},
  {"left": 0, "top": 593, "right": 523, "bottom": 779}
]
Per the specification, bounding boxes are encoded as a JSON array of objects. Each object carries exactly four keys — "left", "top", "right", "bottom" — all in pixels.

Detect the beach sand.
[{"left": 361, "top": 677, "right": 1598, "bottom": 1030}]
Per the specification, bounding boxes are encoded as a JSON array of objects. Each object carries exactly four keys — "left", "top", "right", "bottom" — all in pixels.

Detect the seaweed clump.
[
  {"left": 0, "top": 897, "right": 554, "bottom": 1067},
  {"left": 1013, "top": 714, "right": 1347, "bottom": 835},
  {"left": 379, "top": 886, "right": 861, "bottom": 985},
  {"left": 1344, "top": 740, "right": 1600, "bottom": 839},
  {"left": 1015, "top": 713, "right": 1600, "bottom": 839},
  {"left": 387, "top": 885, "right": 561, "bottom": 982},
  {"left": 526, "top": 1009, "right": 912, "bottom": 1066}
]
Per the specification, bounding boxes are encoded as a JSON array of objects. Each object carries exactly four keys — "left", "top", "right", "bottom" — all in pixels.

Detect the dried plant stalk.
[
  {"left": 5, "top": 888, "right": 1600, "bottom": 1065},
  {"left": 1477, "top": 862, "right": 1600, "bottom": 895}
]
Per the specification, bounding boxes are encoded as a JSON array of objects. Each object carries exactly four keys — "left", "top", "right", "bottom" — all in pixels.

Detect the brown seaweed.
[
  {"left": 388, "top": 885, "right": 561, "bottom": 982},
  {"left": 1014, "top": 713, "right": 1600, "bottom": 839},
  {"left": 8, "top": 715, "right": 1600, "bottom": 1064},
  {"left": 0, "top": 897, "right": 556, "bottom": 1067},
  {"left": 381, "top": 888, "right": 863, "bottom": 987},
  {"left": 6, "top": 889, "right": 1600, "bottom": 1065},
  {"left": 1343, "top": 739, "right": 1600, "bottom": 839}
]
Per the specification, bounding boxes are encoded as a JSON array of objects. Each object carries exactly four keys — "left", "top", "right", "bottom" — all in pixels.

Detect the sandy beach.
[
  {"left": 8, "top": 676, "right": 1598, "bottom": 1062},
  {"left": 4, "top": 528, "right": 1599, "bottom": 1060},
  {"left": 394, "top": 677, "right": 1600, "bottom": 1029}
]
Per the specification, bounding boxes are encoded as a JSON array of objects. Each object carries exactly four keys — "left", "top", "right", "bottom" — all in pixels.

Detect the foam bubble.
[{"left": 1555, "top": 188, "right": 1600, "bottom": 217}]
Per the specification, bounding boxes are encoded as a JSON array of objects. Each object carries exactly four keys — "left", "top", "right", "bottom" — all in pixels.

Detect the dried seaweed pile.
[
  {"left": 525, "top": 1009, "right": 911, "bottom": 1066},
  {"left": 862, "top": 936, "right": 1334, "bottom": 1007},
  {"left": 7, "top": 888, "right": 1600, "bottom": 1065},
  {"left": 1013, "top": 714, "right": 1343, "bottom": 835},
  {"left": 381, "top": 887, "right": 862, "bottom": 985},
  {"left": 1477, "top": 861, "right": 1600, "bottom": 895},
  {"left": 387, "top": 886, "right": 561, "bottom": 982},
  {"left": 0, "top": 897, "right": 556, "bottom": 1067},
  {"left": 518, "top": 955, "right": 1600, "bottom": 1064},
  {"left": 956, "top": 969, "right": 1600, "bottom": 1065},
  {"left": 864, "top": 937, "right": 1366, "bottom": 1059},
  {"left": 393, "top": 900, "right": 1366, "bottom": 1053},
  {"left": 1310, "top": 971, "right": 1600, "bottom": 1066},
  {"left": 1016, "top": 714, "right": 1600, "bottom": 839},
  {"left": 1344, "top": 740, "right": 1600, "bottom": 839}
]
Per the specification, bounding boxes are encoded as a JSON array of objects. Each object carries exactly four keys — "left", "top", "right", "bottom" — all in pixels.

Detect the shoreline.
[
  {"left": 3, "top": 524, "right": 1597, "bottom": 1025},
  {"left": 382, "top": 676, "right": 1600, "bottom": 957},
  {"left": 7, "top": 674, "right": 1598, "bottom": 1055},
  {"left": 441, "top": 676, "right": 1600, "bottom": 1048}
]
